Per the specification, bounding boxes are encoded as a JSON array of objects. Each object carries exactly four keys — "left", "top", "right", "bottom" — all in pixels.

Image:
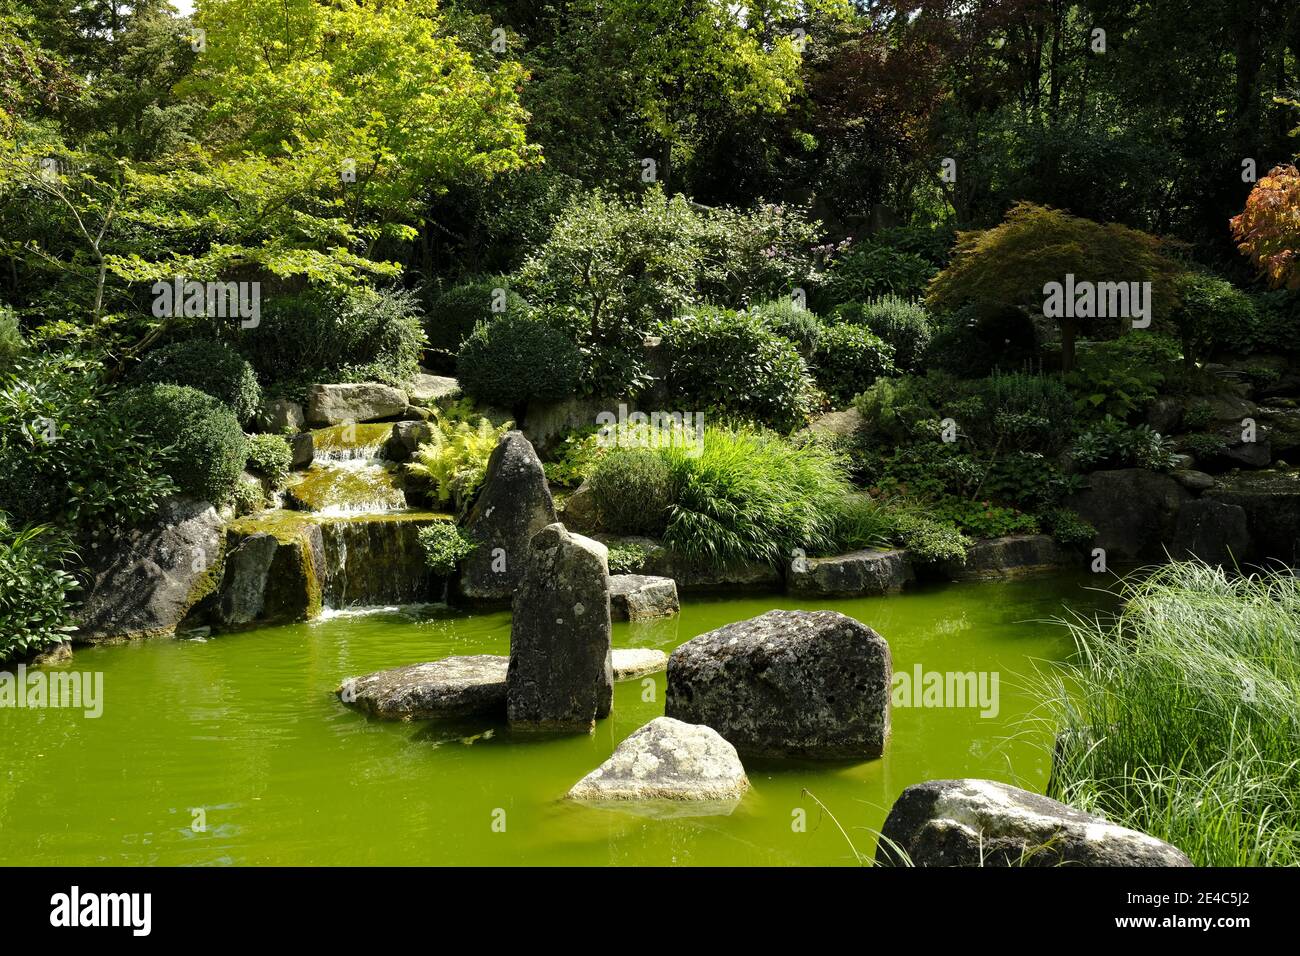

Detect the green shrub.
[
  {"left": 1042, "top": 562, "right": 1300, "bottom": 865},
  {"left": 114, "top": 384, "right": 247, "bottom": 505},
  {"left": 588, "top": 446, "right": 673, "bottom": 536},
  {"left": 660, "top": 425, "right": 852, "bottom": 567},
  {"left": 241, "top": 286, "right": 426, "bottom": 396},
  {"left": 871, "top": 223, "right": 958, "bottom": 268},
  {"left": 1248, "top": 290, "right": 1300, "bottom": 354},
  {"left": 926, "top": 302, "right": 1040, "bottom": 378},
  {"left": 657, "top": 308, "right": 814, "bottom": 432},
  {"left": 931, "top": 496, "right": 1039, "bottom": 538},
  {"left": 244, "top": 433, "right": 292, "bottom": 488},
  {"left": 543, "top": 427, "right": 607, "bottom": 487},
  {"left": 0, "top": 517, "right": 77, "bottom": 663},
  {"left": 230, "top": 479, "right": 267, "bottom": 516},
  {"left": 1040, "top": 507, "right": 1095, "bottom": 547},
  {"left": 1183, "top": 400, "right": 1215, "bottom": 430},
  {"left": 134, "top": 339, "right": 262, "bottom": 426},
  {"left": 819, "top": 240, "right": 937, "bottom": 307},
  {"left": 0, "top": 354, "right": 176, "bottom": 532},
  {"left": 1065, "top": 334, "right": 1182, "bottom": 421},
  {"left": 888, "top": 510, "right": 970, "bottom": 564},
  {"left": 1072, "top": 416, "right": 1176, "bottom": 471},
  {"left": 853, "top": 374, "right": 955, "bottom": 446},
  {"left": 418, "top": 522, "right": 476, "bottom": 576},
  {"left": 607, "top": 540, "right": 653, "bottom": 575},
  {"left": 456, "top": 314, "right": 581, "bottom": 412},
  {"left": 823, "top": 493, "right": 894, "bottom": 553},
  {"left": 1181, "top": 432, "right": 1229, "bottom": 459},
  {"left": 1172, "top": 271, "right": 1258, "bottom": 362},
  {"left": 425, "top": 276, "right": 528, "bottom": 359},
  {"left": 0, "top": 305, "right": 24, "bottom": 372},
  {"left": 811, "top": 323, "right": 895, "bottom": 405},
  {"left": 748, "top": 298, "right": 823, "bottom": 354},
  {"left": 964, "top": 372, "right": 1075, "bottom": 454},
  {"left": 407, "top": 413, "right": 513, "bottom": 511},
  {"left": 832, "top": 296, "right": 933, "bottom": 372}
]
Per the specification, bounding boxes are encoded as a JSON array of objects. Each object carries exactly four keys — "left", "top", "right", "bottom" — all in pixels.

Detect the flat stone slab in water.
[
  {"left": 609, "top": 574, "right": 679, "bottom": 620},
  {"left": 567, "top": 716, "right": 749, "bottom": 815},
  {"left": 786, "top": 548, "right": 913, "bottom": 596},
  {"left": 611, "top": 648, "right": 667, "bottom": 680},
  {"left": 338, "top": 648, "right": 663, "bottom": 720},
  {"left": 338, "top": 655, "right": 508, "bottom": 720}
]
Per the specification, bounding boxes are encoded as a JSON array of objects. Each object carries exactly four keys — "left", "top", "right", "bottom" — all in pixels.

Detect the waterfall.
[{"left": 318, "top": 516, "right": 444, "bottom": 609}]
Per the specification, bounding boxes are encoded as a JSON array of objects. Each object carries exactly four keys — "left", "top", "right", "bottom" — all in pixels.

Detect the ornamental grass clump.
[{"left": 1037, "top": 561, "right": 1300, "bottom": 866}]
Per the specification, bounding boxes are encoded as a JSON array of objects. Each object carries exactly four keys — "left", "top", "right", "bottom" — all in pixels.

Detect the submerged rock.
[
  {"left": 457, "top": 431, "right": 557, "bottom": 604},
  {"left": 666, "top": 609, "right": 892, "bottom": 760},
  {"left": 77, "top": 497, "right": 224, "bottom": 643},
  {"left": 787, "top": 548, "right": 913, "bottom": 596},
  {"left": 611, "top": 648, "right": 668, "bottom": 680},
  {"left": 507, "top": 523, "right": 613, "bottom": 732},
  {"left": 566, "top": 717, "right": 749, "bottom": 812},
  {"left": 305, "top": 383, "right": 409, "bottom": 426},
  {"left": 338, "top": 656, "right": 508, "bottom": 720},
  {"left": 876, "top": 779, "right": 1193, "bottom": 867},
  {"left": 609, "top": 574, "right": 679, "bottom": 620}
]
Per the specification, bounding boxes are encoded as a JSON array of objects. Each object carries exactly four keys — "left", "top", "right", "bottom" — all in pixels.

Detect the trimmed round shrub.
[
  {"left": 811, "top": 323, "right": 895, "bottom": 405},
  {"left": 747, "top": 298, "right": 823, "bottom": 354},
  {"left": 114, "top": 384, "right": 247, "bottom": 505},
  {"left": 245, "top": 433, "right": 293, "bottom": 488},
  {"left": 657, "top": 307, "right": 814, "bottom": 432},
  {"left": 425, "top": 276, "right": 528, "bottom": 358},
  {"left": 134, "top": 339, "right": 262, "bottom": 426},
  {"left": 832, "top": 296, "right": 933, "bottom": 372},
  {"left": 456, "top": 314, "right": 581, "bottom": 411},
  {"left": 1172, "top": 271, "right": 1259, "bottom": 361},
  {"left": 588, "top": 446, "right": 673, "bottom": 536}
]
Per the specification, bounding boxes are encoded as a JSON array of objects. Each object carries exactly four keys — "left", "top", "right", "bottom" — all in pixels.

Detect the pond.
[{"left": 0, "top": 573, "right": 1116, "bottom": 866}]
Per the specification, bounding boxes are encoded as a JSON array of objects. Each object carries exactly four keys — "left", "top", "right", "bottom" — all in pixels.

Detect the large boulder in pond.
[
  {"left": 77, "top": 497, "right": 224, "bottom": 643},
  {"left": 338, "top": 656, "right": 508, "bottom": 720},
  {"left": 305, "top": 382, "right": 409, "bottom": 426},
  {"left": 507, "top": 523, "right": 613, "bottom": 732},
  {"left": 566, "top": 717, "right": 749, "bottom": 813},
  {"left": 940, "top": 534, "right": 1077, "bottom": 581},
  {"left": 665, "top": 609, "right": 891, "bottom": 760},
  {"left": 876, "top": 779, "right": 1193, "bottom": 867},
  {"left": 609, "top": 574, "right": 679, "bottom": 620},
  {"left": 1064, "top": 468, "right": 1190, "bottom": 562},
  {"left": 787, "top": 548, "right": 913, "bottom": 596},
  {"left": 456, "top": 431, "right": 557, "bottom": 604}
]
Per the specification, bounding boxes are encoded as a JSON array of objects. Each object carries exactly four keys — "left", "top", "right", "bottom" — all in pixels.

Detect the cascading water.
[{"left": 286, "top": 424, "right": 409, "bottom": 515}]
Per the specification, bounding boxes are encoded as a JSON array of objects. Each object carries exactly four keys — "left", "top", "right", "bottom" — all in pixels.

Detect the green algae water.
[{"left": 0, "top": 574, "right": 1114, "bottom": 866}]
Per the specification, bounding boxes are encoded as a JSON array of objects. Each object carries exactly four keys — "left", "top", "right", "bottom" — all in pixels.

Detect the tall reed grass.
[{"left": 1037, "top": 561, "right": 1300, "bottom": 866}]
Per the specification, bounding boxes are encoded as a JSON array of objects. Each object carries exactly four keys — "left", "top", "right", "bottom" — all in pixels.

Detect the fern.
[{"left": 407, "top": 412, "right": 513, "bottom": 510}]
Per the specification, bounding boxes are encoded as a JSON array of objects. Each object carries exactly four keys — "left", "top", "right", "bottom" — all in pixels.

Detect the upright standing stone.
[
  {"left": 457, "top": 431, "right": 557, "bottom": 604},
  {"left": 507, "top": 523, "right": 613, "bottom": 732}
]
